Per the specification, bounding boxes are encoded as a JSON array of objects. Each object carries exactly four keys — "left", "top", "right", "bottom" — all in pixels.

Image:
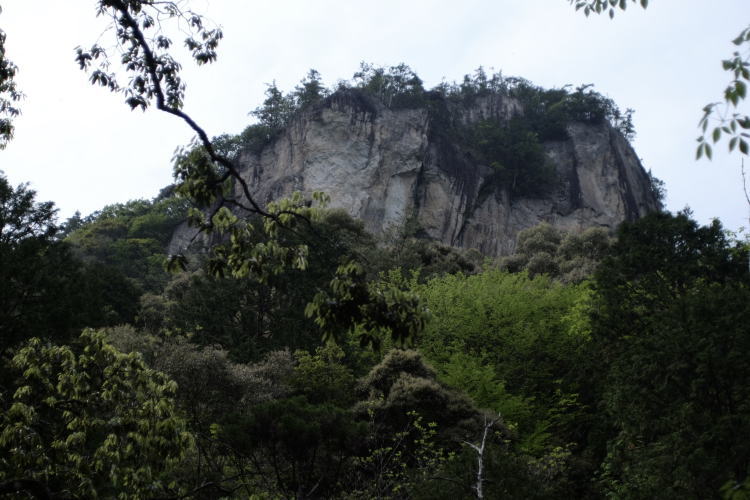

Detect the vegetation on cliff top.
[{"left": 233, "top": 64, "right": 635, "bottom": 198}]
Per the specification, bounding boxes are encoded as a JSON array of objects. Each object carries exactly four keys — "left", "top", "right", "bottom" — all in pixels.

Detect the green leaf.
[
  {"left": 165, "top": 254, "right": 188, "bottom": 272},
  {"left": 737, "top": 80, "right": 747, "bottom": 99},
  {"left": 712, "top": 128, "right": 721, "bottom": 143},
  {"left": 740, "top": 139, "right": 749, "bottom": 155}
]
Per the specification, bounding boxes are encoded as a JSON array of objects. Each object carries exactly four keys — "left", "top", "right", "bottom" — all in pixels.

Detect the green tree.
[
  {"left": 499, "top": 222, "right": 613, "bottom": 283},
  {"left": 352, "top": 62, "right": 426, "bottom": 108},
  {"left": 293, "top": 69, "right": 328, "bottom": 109},
  {"left": 220, "top": 345, "right": 366, "bottom": 498},
  {"left": 358, "top": 350, "right": 482, "bottom": 443},
  {"left": 591, "top": 212, "right": 750, "bottom": 498},
  {"left": 0, "top": 173, "right": 89, "bottom": 347},
  {"left": 471, "top": 117, "right": 555, "bottom": 196},
  {"left": 251, "top": 81, "right": 296, "bottom": 133},
  {"left": 0, "top": 329, "right": 192, "bottom": 498},
  {"left": 415, "top": 269, "right": 592, "bottom": 455},
  {"left": 65, "top": 195, "right": 189, "bottom": 294}
]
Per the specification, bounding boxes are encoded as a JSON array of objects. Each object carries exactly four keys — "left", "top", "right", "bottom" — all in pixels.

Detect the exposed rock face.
[{"left": 233, "top": 90, "right": 659, "bottom": 256}]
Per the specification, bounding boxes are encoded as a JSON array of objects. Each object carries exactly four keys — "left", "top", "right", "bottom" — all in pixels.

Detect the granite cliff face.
[{"left": 232, "top": 90, "right": 659, "bottom": 256}]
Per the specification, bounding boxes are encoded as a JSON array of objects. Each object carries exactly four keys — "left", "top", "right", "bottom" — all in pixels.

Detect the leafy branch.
[
  {"left": 0, "top": 6, "right": 23, "bottom": 149},
  {"left": 697, "top": 26, "right": 750, "bottom": 160},
  {"left": 74, "top": 0, "right": 328, "bottom": 277},
  {"left": 569, "top": 0, "right": 648, "bottom": 19}
]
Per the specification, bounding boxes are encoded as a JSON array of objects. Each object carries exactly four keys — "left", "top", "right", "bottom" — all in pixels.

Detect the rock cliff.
[{"left": 229, "top": 89, "right": 659, "bottom": 256}]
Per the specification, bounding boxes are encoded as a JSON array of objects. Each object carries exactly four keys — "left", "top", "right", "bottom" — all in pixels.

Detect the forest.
[
  {"left": 2, "top": 1, "right": 750, "bottom": 499},
  {"left": 2, "top": 164, "right": 750, "bottom": 499}
]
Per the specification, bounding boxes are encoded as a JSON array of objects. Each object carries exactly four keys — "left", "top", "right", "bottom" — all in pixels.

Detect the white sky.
[{"left": 1, "top": 1, "right": 748, "bottom": 231}]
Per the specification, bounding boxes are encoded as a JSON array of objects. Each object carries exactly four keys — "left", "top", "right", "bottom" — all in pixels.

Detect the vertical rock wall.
[{"left": 233, "top": 90, "right": 659, "bottom": 256}]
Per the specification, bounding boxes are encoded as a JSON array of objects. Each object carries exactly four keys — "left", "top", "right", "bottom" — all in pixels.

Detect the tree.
[
  {"left": 359, "top": 350, "right": 482, "bottom": 443},
  {"left": 218, "top": 345, "right": 366, "bottom": 498},
  {"left": 352, "top": 62, "right": 426, "bottom": 108},
  {"left": 0, "top": 173, "right": 83, "bottom": 347},
  {"left": 293, "top": 69, "right": 328, "bottom": 109},
  {"left": 65, "top": 195, "right": 189, "bottom": 294},
  {"left": 499, "top": 222, "right": 614, "bottom": 283},
  {"left": 591, "top": 212, "right": 750, "bottom": 498},
  {"left": 411, "top": 266, "right": 595, "bottom": 496},
  {"left": 470, "top": 117, "right": 555, "bottom": 197},
  {"left": 251, "top": 81, "right": 296, "bottom": 133},
  {"left": 0, "top": 329, "right": 192, "bottom": 498}
]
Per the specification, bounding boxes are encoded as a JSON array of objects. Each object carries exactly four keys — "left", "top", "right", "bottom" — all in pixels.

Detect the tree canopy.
[{"left": 0, "top": 330, "right": 192, "bottom": 498}]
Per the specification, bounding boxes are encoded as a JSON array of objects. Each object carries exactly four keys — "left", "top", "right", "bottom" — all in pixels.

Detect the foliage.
[
  {"left": 250, "top": 81, "right": 296, "bottom": 135},
  {"left": 218, "top": 345, "right": 365, "bottom": 498},
  {"left": 75, "top": 0, "right": 222, "bottom": 111},
  {"left": 0, "top": 173, "right": 56, "bottom": 243},
  {"left": 358, "top": 350, "right": 485, "bottom": 445},
  {"left": 646, "top": 168, "right": 667, "bottom": 209},
  {"left": 293, "top": 68, "right": 328, "bottom": 108},
  {"left": 0, "top": 329, "right": 192, "bottom": 498},
  {"left": 508, "top": 81, "right": 635, "bottom": 141},
  {"left": 697, "top": 25, "right": 750, "bottom": 160},
  {"left": 152, "top": 270, "right": 296, "bottom": 361},
  {"left": 66, "top": 193, "right": 189, "bottom": 294},
  {"left": 371, "top": 219, "right": 482, "bottom": 280},
  {"left": 415, "top": 270, "right": 592, "bottom": 454},
  {"left": 345, "top": 411, "right": 455, "bottom": 499},
  {"left": 591, "top": 212, "right": 750, "bottom": 498},
  {"left": 569, "top": 0, "right": 648, "bottom": 19},
  {"left": 499, "top": 222, "right": 613, "bottom": 283},
  {"left": 0, "top": 172, "right": 134, "bottom": 347},
  {"left": 12, "top": 2, "right": 748, "bottom": 496},
  {"left": 0, "top": 8, "right": 21, "bottom": 149},
  {"left": 470, "top": 117, "right": 556, "bottom": 196},
  {"left": 352, "top": 62, "right": 426, "bottom": 109},
  {"left": 305, "top": 261, "right": 430, "bottom": 349},
  {"left": 437, "top": 69, "right": 635, "bottom": 141},
  {"left": 156, "top": 209, "right": 378, "bottom": 361}
]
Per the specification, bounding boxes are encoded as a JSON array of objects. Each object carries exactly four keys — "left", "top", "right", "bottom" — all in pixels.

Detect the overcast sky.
[{"left": 1, "top": 1, "right": 748, "bottom": 232}]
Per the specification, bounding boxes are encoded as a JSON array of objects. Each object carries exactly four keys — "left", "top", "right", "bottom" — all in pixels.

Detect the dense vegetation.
[
  {"left": 1, "top": 0, "right": 747, "bottom": 496},
  {"left": 1, "top": 162, "right": 749, "bottom": 498}
]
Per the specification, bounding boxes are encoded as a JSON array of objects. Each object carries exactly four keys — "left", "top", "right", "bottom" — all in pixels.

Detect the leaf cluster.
[
  {"left": 697, "top": 25, "right": 750, "bottom": 160},
  {"left": 305, "top": 261, "right": 430, "bottom": 350},
  {"left": 569, "top": 0, "right": 648, "bottom": 19},
  {"left": 76, "top": 0, "right": 222, "bottom": 111},
  {"left": 591, "top": 212, "right": 750, "bottom": 498},
  {"left": 0, "top": 8, "right": 22, "bottom": 149},
  {"left": 499, "top": 222, "right": 614, "bottom": 283},
  {"left": 0, "top": 330, "right": 192, "bottom": 498}
]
